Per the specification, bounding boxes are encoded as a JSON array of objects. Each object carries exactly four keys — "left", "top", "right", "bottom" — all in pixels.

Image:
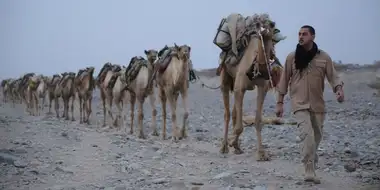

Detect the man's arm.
[
  {"left": 276, "top": 53, "right": 293, "bottom": 103},
  {"left": 325, "top": 53, "right": 343, "bottom": 93}
]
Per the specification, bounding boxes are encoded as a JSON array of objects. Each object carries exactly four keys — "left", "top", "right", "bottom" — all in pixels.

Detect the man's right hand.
[{"left": 275, "top": 103, "right": 284, "bottom": 117}]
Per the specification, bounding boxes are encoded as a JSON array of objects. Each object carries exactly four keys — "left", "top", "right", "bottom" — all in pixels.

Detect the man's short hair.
[{"left": 301, "top": 25, "right": 315, "bottom": 35}]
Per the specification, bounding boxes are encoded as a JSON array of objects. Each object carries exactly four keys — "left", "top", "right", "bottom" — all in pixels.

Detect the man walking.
[{"left": 276, "top": 25, "right": 344, "bottom": 184}]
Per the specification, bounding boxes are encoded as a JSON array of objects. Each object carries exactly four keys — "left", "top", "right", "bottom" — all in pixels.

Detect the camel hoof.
[
  {"left": 256, "top": 149, "right": 270, "bottom": 161},
  {"left": 138, "top": 132, "right": 146, "bottom": 139},
  {"left": 80, "top": 121, "right": 83, "bottom": 124},
  {"left": 180, "top": 128, "right": 187, "bottom": 139},
  {"left": 234, "top": 148, "right": 244, "bottom": 155},
  {"left": 171, "top": 136, "right": 179, "bottom": 143},
  {"left": 129, "top": 130, "right": 133, "bottom": 135},
  {"left": 220, "top": 142, "right": 229, "bottom": 154},
  {"left": 304, "top": 176, "right": 321, "bottom": 184},
  {"left": 71, "top": 118, "right": 75, "bottom": 122},
  {"left": 151, "top": 130, "right": 159, "bottom": 136},
  {"left": 162, "top": 135, "right": 166, "bottom": 141}
]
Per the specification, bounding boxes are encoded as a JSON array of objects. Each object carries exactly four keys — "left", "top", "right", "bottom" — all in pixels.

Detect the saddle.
[
  {"left": 28, "top": 79, "right": 40, "bottom": 91},
  {"left": 156, "top": 45, "right": 173, "bottom": 74},
  {"left": 107, "top": 72, "right": 120, "bottom": 89},
  {"left": 124, "top": 56, "right": 148, "bottom": 85}
]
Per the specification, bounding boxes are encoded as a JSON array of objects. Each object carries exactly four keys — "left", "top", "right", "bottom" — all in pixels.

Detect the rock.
[
  {"left": 151, "top": 178, "right": 168, "bottom": 184},
  {"left": 0, "top": 152, "right": 18, "bottom": 164},
  {"left": 344, "top": 162, "right": 357, "bottom": 172},
  {"left": 55, "top": 166, "right": 74, "bottom": 174},
  {"left": 213, "top": 171, "right": 233, "bottom": 179},
  {"left": 61, "top": 132, "right": 68, "bottom": 137},
  {"left": 13, "top": 160, "right": 28, "bottom": 168}
]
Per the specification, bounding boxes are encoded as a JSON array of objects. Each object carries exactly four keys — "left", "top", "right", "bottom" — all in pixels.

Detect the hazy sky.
[{"left": 1, "top": 0, "right": 379, "bottom": 79}]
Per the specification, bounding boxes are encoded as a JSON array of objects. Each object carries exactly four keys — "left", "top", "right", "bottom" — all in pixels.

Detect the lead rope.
[{"left": 258, "top": 33, "right": 278, "bottom": 103}]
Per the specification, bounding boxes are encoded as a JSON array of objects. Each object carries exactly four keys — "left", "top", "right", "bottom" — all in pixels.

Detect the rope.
[
  {"left": 189, "top": 70, "right": 221, "bottom": 90},
  {"left": 258, "top": 33, "right": 278, "bottom": 102}
]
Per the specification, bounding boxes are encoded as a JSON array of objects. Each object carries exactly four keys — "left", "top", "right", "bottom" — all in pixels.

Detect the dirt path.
[
  {"left": 1, "top": 71, "right": 380, "bottom": 189},
  {"left": 0, "top": 102, "right": 378, "bottom": 190}
]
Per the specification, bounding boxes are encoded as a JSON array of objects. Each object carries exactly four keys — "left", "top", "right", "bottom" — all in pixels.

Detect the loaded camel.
[
  {"left": 96, "top": 62, "right": 121, "bottom": 127},
  {"left": 35, "top": 75, "right": 48, "bottom": 112},
  {"left": 218, "top": 14, "right": 283, "bottom": 161},
  {"left": 48, "top": 74, "right": 62, "bottom": 115},
  {"left": 75, "top": 67, "right": 95, "bottom": 124},
  {"left": 154, "top": 44, "right": 191, "bottom": 141},
  {"left": 118, "top": 49, "right": 158, "bottom": 138}
]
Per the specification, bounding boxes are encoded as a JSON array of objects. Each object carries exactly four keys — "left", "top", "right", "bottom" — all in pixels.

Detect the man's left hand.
[{"left": 336, "top": 86, "right": 344, "bottom": 103}]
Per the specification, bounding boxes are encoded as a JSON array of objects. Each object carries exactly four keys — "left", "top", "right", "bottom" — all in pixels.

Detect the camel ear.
[
  {"left": 174, "top": 43, "right": 179, "bottom": 49},
  {"left": 188, "top": 46, "right": 191, "bottom": 53},
  {"left": 144, "top": 50, "right": 149, "bottom": 55}
]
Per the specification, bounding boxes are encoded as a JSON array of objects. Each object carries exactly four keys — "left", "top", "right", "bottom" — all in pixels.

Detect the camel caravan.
[{"left": 0, "top": 13, "right": 289, "bottom": 150}]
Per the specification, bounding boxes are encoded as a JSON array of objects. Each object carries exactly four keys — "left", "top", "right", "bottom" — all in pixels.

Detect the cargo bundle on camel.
[{"left": 211, "top": 13, "right": 289, "bottom": 161}]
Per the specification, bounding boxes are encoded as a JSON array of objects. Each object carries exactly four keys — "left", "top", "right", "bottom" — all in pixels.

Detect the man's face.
[{"left": 298, "top": 28, "right": 314, "bottom": 46}]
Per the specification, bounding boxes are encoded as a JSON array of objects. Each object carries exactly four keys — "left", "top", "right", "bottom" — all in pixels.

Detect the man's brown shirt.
[{"left": 277, "top": 50, "right": 343, "bottom": 113}]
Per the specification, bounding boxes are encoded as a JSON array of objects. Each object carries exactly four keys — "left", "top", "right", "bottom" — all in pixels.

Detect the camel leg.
[
  {"left": 79, "top": 97, "right": 83, "bottom": 123},
  {"left": 41, "top": 95, "right": 46, "bottom": 113},
  {"left": 229, "top": 79, "right": 245, "bottom": 154},
  {"left": 48, "top": 94, "right": 53, "bottom": 114},
  {"left": 167, "top": 90, "right": 180, "bottom": 142},
  {"left": 255, "top": 85, "right": 270, "bottom": 161},
  {"left": 137, "top": 96, "right": 146, "bottom": 139},
  {"left": 54, "top": 97, "right": 59, "bottom": 118},
  {"left": 101, "top": 91, "right": 107, "bottom": 127},
  {"left": 179, "top": 87, "right": 189, "bottom": 139},
  {"left": 149, "top": 91, "right": 158, "bottom": 136},
  {"left": 220, "top": 84, "right": 230, "bottom": 154},
  {"left": 64, "top": 98, "right": 70, "bottom": 120},
  {"left": 106, "top": 92, "right": 114, "bottom": 126},
  {"left": 86, "top": 95, "right": 92, "bottom": 124},
  {"left": 159, "top": 88, "right": 167, "bottom": 140},
  {"left": 129, "top": 94, "right": 136, "bottom": 134},
  {"left": 71, "top": 95, "right": 75, "bottom": 121},
  {"left": 34, "top": 93, "right": 39, "bottom": 116},
  {"left": 113, "top": 97, "right": 122, "bottom": 128}
]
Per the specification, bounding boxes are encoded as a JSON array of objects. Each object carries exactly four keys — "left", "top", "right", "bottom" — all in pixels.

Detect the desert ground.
[{"left": 0, "top": 67, "right": 379, "bottom": 190}]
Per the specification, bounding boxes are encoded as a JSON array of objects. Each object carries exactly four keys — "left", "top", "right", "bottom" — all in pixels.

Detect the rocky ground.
[{"left": 0, "top": 71, "right": 379, "bottom": 190}]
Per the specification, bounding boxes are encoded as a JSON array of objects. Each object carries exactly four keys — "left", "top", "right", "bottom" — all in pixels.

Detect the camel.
[
  {"left": 1, "top": 79, "right": 10, "bottom": 103},
  {"left": 96, "top": 62, "right": 121, "bottom": 127},
  {"left": 75, "top": 67, "right": 95, "bottom": 124},
  {"left": 35, "top": 75, "right": 48, "bottom": 112},
  {"left": 118, "top": 49, "right": 158, "bottom": 138},
  {"left": 59, "top": 72, "right": 76, "bottom": 121},
  {"left": 9, "top": 79, "right": 22, "bottom": 106},
  {"left": 20, "top": 73, "right": 36, "bottom": 114},
  {"left": 217, "top": 14, "right": 284, "bottom": 161},
  {"left": 48, "top": 74, "right": 62, "bottom": 115},
  {"left": 26, "top": 74, "right": 41, "bottom": 116},
  {"left": 155, "top": 44, "right": 190, "bottom": 141}
]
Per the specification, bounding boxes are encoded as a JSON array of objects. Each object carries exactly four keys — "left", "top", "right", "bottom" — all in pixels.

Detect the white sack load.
[{"left": 213, "top": 13, "right": 246, "bottom": 55}]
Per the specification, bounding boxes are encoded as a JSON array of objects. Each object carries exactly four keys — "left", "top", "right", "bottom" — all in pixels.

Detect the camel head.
[
  {"left": 178, "top": 44, "right": 191, "bottom": 60},
  {"left": 144, "top": 49, "right": 158, "bottom": 63},
  {"left": 86, "top": 66, "right": 95, "bottom": 74},
  {"left": 68, "top": 72, "right": 76, "bottom": 78},
  {"left": 246, "top": 13, "right": 280, "bottom": 64},
  {"left": 111, "top": 64, "right": 121, "bottom": 73},
  {"left": 61, "top": 72, "right": 69, "bottom": 78}
]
